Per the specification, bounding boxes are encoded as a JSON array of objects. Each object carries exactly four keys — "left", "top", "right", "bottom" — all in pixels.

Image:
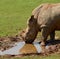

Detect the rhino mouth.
[{"left": 25, "top": 39, "right": 34, "bottom": 44}]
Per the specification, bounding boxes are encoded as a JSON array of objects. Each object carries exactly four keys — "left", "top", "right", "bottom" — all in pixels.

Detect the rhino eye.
[
  {"left": 22, "top": 31, "right": 25, "bottom": 33},
  {"left": 16, "top": 35, "right": 18, "bottom": 37},
  {"left": 20, "top": 35, "right": 22, "bottom": 36}
]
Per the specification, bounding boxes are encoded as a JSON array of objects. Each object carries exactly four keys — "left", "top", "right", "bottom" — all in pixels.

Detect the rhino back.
[
  {"left": 34, "top": 3, "right": 60, "bottom": 29},
  {"left": 32, "top": 3, "right": 49, "bottom": 19},
  {"left": 52, "top": 5, "right": 60, "bottom": 30}
]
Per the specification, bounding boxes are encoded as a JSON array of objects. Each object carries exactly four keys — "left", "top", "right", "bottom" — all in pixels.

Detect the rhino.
[{"left": 20, "top": 3, "right": 60, "bottom": 46}]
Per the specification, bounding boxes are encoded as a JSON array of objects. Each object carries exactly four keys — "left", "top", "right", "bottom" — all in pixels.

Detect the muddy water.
[{"left": 0, "top": 41, "right": 49, "bottom": 55}]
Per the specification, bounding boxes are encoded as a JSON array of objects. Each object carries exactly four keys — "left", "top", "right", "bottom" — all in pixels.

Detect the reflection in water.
[
  {"left": 33, "top": 42, "right": 42, "bottom": 53},
  {"left": 0, "top": 41, "right": 45, "bottom": 55},
  {"left": 0, "top": 42, "right": 25, "bottom": 55}
]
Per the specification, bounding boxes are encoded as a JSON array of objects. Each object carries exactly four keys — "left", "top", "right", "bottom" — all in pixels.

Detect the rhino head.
[{"left": 19, "top": 15, "right": 39, "bottom": 43}]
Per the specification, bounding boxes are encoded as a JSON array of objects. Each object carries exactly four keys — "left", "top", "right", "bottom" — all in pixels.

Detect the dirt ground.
[
  {"left": 0, "top": 35, "right": 21, "bottom": 51},
  {"left": 0, "top": 35, "right": 60, "bottom": 57}
]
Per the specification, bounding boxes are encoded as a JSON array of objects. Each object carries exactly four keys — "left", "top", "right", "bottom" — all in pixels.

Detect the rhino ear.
[
  {"left": 29, "top": 15, "right": 34, "bottom": 22},
  {"left": 29, "top": 15, "right": 37, "bottom": 24},
  {"left": 31, "top": 15, "right": 34, "bottom": 19}
]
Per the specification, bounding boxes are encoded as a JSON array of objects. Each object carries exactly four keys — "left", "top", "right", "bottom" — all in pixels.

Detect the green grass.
[
  {"left": 0, "top": 0, "right": 60, "bottom": 36},
  {"left": 0, "top": 54, "right": 60, "bottom": 59},
  {"left": 16, "top": 54, "right": 60, "bottom": 59}
]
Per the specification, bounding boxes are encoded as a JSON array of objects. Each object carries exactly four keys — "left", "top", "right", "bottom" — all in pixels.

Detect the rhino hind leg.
[{"left": 50, "top": 30, "right": 55, "bottom": 40}]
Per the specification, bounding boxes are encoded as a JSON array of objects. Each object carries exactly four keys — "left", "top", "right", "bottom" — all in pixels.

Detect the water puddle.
[
  {"left": 0, "top": 42, "right": 25, "bottom": 55},
  {"left": 0, "top": 41, "right": 49, "bottom": 55}
]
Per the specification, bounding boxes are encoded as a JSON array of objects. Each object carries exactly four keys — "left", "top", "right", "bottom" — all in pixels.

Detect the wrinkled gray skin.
[{"left": 20, "top": 3, "right": 60, "bottom": 45}]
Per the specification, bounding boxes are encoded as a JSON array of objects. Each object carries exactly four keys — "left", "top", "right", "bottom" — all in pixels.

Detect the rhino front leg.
[
  {"left": 40, "top": 27, "right": 50, "bottom": 51},
  {"left": 40, "top": 27, "right": 50, "bottom": 46},
  {"left": 50, "top": 30, "right": 55, "bottom": 41}
]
